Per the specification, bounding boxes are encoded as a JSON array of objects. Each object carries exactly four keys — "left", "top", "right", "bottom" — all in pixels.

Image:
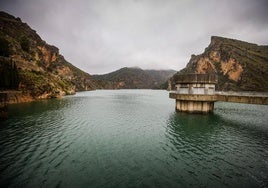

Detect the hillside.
[
  {"left": 172, "top": 36, "right": 268, "bottom": 91},
  {"left": 92, "top": 67, "right": 176, "bottom": 89},
  {"left": 0, "top": 11, "right": 100, "bottom": 103}
]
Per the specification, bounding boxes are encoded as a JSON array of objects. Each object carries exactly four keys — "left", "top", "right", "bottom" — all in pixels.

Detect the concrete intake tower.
[
  {"left": 169, "top": 74, "right": 268, "bottom": 113},
  {"left": 170, "top": 74, "right": 218, "bottom": 113}
]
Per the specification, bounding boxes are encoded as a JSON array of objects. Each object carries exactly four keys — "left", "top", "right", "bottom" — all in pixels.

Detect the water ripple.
[{"left": 0, "top": 90, "right": 268, "bottom": 187}]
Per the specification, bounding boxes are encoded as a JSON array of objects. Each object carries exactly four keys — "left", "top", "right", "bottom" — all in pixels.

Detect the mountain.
[
  {"left": 92, "top": 67, "right": 176, "bottom": 89},
  {"left": 0, "top": 11, "right": 101, "bottom": 103},
  {"left": 171, "top": 36, "right": 268, "bottom": 91}
]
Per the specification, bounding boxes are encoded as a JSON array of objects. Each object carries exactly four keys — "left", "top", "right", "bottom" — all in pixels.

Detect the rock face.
[
  {"left": 93, "top": 67, "right": 176, "bottom": 89},
  {"left": 0, "top": 11, "right": 99, "bottom": 103},
  {"left": 173, "top": 36, "right": 268, "bottom": 91}
]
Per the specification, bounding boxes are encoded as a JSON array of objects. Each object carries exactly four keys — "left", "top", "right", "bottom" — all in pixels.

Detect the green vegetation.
[
  {"left": 159, "top": 81, "right": 168, "bottom": 89},
  {"left": 20, "top": 36, "right": 30, "bottom": 52},
  {"left": 93, "top": 67, "right": 176, "bottom": 89},
  {"left": 0, "top": 59, "right": 19, "bottom": 89},
  {"left": 19, "top": 70, "right": 74, "bottom": 97},
  {"left": 0, "top": 37, "right": 10, "bottom": 57}
]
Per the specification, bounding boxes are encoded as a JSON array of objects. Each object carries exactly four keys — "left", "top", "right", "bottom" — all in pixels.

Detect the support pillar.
[{"left": 176, "top": 99, "right": 214, "bottom": 113}]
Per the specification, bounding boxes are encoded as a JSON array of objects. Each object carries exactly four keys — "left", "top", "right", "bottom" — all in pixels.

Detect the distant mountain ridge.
[
  {"left": 171, "top": 36, "right": 268, "bottom": 91},
  {"left": 0, "top": 11, "right": 101, "bottom": 103},
  {"left": 93, "top": 67, "right": 176, "bottom": 89}
]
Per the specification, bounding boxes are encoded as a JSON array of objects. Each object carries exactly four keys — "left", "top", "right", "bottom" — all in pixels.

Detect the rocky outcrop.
[
  {"left": 173, "top": 36, "right": 268, "bottom": 91},
  {"left": 0, "top": 11, "right": 100, "bottom": 103}
]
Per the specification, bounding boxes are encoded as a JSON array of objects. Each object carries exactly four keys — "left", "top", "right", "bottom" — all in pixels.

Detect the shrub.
[
  {"left": 0, "top": 37, "right": 10, "bottom": 57},
  {"left": 20, "top": 36, "right": 30, "bottom": 52},
  {"left": 0, "top": 61, "right": 20, "bottom": 89}
]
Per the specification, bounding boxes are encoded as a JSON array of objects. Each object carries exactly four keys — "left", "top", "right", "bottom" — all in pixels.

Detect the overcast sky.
[{"left": 1, "top": 0, "right": 268, "bottom": 74}]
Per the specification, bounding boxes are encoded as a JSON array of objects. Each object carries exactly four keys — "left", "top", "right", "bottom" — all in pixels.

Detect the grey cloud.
[{"left": 1, "top": 0, "right": 268, "bottom": 74}]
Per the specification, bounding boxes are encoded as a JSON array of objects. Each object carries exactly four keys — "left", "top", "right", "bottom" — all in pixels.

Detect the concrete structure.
[
  {"left": 174, "top": 74, "right": 217, "bottom": 95},
  {"left": 215, "top": 92, "right": 268, "bottom": 104},
  {"left": 170, "top": 74, "right": 268, "bottom": 113},
  {"left": 172, "top": 74, "right": 218, "bottom": 113}
]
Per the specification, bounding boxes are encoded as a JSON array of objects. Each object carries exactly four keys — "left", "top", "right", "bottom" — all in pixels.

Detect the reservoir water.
[{"left": 0, "top": 90, "right": 268, "bottom": 188}]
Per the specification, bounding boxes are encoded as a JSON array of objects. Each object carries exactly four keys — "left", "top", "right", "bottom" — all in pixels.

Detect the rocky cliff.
[
  {"left": 0, "top": 11, "right": 99, "bottom": 103},
  {"left": 172, "top": 36, "right": 268, "bottom": 91},
  {"left": 93, "top": 67, "right": 176, "bottom": 89}
]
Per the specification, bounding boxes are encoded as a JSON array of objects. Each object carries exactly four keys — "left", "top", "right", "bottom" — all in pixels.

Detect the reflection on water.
[
  {"left": 8, "top": 98, "right": 69, "bottom": 116},
  {"left": 166, "top": 111, "right": 268, "bottom": 188},
  {"left": 168, "top": 112, "right": 217, "bottom": 136},
  {"left": 0, "top": 90, "right": 268, "bottom": 188}
]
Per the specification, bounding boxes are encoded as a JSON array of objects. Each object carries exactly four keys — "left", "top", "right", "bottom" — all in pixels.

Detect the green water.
[{"left": 0, "top": 90, "right": 268, "bottom": 188}]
